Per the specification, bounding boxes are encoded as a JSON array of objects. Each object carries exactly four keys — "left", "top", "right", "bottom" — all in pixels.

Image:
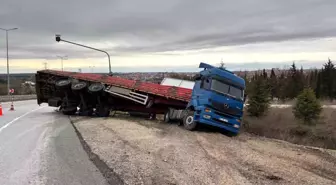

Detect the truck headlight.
[
  {"left": 203, "top": 115, "right": 211, "bottom": 119},
  {"left": 233, "top": 124, "right": 240, "bottom": 128},
  {"left": 205, "top": 108, "right": 211, "bottom": 113}
]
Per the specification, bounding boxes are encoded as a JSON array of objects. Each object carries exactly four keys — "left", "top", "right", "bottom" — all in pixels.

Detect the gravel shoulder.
[{"left": 71, "top": 115, "right": 336, "bottom": 185}]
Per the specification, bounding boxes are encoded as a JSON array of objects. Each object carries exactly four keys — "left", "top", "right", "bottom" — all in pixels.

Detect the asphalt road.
[{"left": 0, "top": 100, "right": 108, "bottom": 185}]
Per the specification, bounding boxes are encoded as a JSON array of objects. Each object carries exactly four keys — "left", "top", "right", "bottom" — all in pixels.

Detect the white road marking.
[{"left": 0, "top": 106, "right": 46, "bottom": 133}]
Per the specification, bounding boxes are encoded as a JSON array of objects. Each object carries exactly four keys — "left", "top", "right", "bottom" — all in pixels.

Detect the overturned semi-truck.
[{"left": 35, "top": 62, "right": 246, "bottom": 135}]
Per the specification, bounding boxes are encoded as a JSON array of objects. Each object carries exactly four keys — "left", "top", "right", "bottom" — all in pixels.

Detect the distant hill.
[
  {"left": 0, "top": 68, "right": 317, "bottom": 83},
  {"left": 0, "top": 73, "right": 35, "bottom": 78},
  {"left": 0, "top": 73, "right": 35, "bottom": 82}
]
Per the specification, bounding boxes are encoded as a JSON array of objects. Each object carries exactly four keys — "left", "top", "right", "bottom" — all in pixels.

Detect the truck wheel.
[
  {"left": 183, "top": 111, "right": 197, "bottom": 130},
  {"left": 55, "top": 79, "right": 71, "bottom": 90},
  {"left": 88, "top": 83, "right": 104, "bottom": 94},
  {"left": 164, "top": 111, "right": 170, "bottom": 123},
  {"left": 72, "top": 81, "right": 87, "bottom": 92}
]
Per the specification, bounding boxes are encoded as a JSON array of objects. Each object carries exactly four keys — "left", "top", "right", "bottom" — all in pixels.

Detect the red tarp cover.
[{"left": 39, "top": 70, "right": 192, "bottom": 102}]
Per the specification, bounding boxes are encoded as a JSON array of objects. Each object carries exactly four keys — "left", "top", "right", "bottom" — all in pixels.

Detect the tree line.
[
  {"left": 243, "top": 59, "right": 336, "bottom": 101},
  {"left": 245, "top": 59, "right": 336, "bottom": 124}
]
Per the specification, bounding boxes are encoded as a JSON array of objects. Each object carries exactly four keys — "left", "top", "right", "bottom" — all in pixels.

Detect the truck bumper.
[{"left": 195, "top": 107, "right": 241, "bottom": 134}]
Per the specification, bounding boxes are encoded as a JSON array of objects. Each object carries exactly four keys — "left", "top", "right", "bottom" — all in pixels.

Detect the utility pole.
[
  {"left": 43, "top": 62, "right": 48, "bottom": 70},
  {"left": 89, "top": 66, "right": 95, "bottom": 73},
  {"left": 55, "top": 34, "right": 112, "bottom": 75},
  {"left": 57, "top": 55, "right": 67, "bottom": 71},
  {"left": 0, "top": 27, "right": 18, "bottom": 96}
]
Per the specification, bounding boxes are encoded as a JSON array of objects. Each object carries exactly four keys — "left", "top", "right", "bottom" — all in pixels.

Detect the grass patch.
[{"left": 242, "top": 107, "right": 336, "bottom": 149}]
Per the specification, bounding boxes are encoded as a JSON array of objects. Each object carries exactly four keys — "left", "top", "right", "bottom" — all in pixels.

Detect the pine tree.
[
  {"left": 262, "top": 69, "right": 267, "bottom": 79},
  {"left": 243, "top": 71, "right": 248, "bottom": 81},
  {"left": 246, "top": 76, "right": 270, "bottom": 117},
  {"left": 320, "top": 58, "right": 335, "bottom": 100},
  {"left": 269, "top": 68, "right": 277, "bottom": 99},
  {"left": 278, "top": 71, "right": 287, "bottom": 101},
  {"left": 293, "top": 88, "right": 322, "bottom": 125},
  {"left": 315, "top": 71, "right": 322, "bottom": 98},
  {"left": 285, "top": 62, "right": 304, "bottom": 99},
  {"left": 243, "top": 71, "right": 252, "bottom": 95},
  {"left": 219, "top": 60, "right": 226, "bottom": 69},
  {"left": 299, "top": 66, "right": 307, "bottom": 87},
  {"left": 308, "top": 69, "right": 318, "bottom": 90}
]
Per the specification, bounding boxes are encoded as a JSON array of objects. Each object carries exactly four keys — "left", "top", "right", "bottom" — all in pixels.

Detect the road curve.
[{"left": 0, "top": 100, "right": 108, "bottom": 185}]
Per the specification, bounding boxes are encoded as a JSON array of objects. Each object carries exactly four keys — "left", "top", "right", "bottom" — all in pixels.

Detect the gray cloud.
[{"left": 0, "top": 0, "right": 336, "bottom": 59}]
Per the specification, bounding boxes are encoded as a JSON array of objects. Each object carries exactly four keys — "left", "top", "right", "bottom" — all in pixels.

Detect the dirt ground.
[{"left": 71, "top": 115, "right": 336, "bottom": 185}]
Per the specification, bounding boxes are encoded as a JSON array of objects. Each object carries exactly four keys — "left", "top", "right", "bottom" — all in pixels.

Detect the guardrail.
[{"left": 0, "top": 95, "right": 37, "bottom": 103}]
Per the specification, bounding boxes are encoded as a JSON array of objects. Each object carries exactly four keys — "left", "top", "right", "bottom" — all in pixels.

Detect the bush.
[
  {"left": 246, "top": 78, "right": 270, "bottom": 117},
  {"left": 293, "top": 88, "right": 322, "bottom": 125}
]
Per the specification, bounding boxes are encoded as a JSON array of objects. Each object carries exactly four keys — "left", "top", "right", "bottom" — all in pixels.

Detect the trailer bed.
[{"left": 37, "top": 70, "right": 192, "bottom": 103}]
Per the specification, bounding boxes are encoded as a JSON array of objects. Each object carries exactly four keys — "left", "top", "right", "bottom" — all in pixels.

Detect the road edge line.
[
  {"left": 0, "top": 106, "right": 46, "bottom": 133},
  {"left": 69, "top": 117, "right": 124, "bottom": 185}
]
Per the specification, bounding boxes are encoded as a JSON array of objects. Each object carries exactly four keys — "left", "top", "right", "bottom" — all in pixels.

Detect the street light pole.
[
  {"left": 89, "top": 66, "right": 95, "bottom": 72},
  {"left": 0, "top": 27, "right": 18, "bottom": 96},
  {"left": 57, "top": 55, "right": 67, "bottom": 71},
  {"left": 55, "top": 34, "right": 112, "bottom": 75},
  {"left": 6, "top": 31, "right": 9, "bottom": 95}
]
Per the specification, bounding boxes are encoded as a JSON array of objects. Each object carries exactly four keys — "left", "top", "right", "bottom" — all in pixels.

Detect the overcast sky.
[{"left": 1, "top": 0, "right": 336, "bottom": 73}]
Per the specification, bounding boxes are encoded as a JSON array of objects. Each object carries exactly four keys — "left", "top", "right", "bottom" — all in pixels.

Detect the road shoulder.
[{"left": 71, "top": 115, "right": 336, "bottom": 185}]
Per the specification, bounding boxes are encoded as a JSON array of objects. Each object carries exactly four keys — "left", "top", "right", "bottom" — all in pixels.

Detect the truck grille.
[
  {"left": 214, "top": 111, "right": 234, "bottom": 119},
  {"left": 211, "top": 101, "right": 241, "bottom": 117}
]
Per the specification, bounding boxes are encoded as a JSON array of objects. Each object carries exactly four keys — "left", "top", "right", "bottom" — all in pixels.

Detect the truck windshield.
[{"left": 210, "top": 79, "right": 244, "bottom": 101}]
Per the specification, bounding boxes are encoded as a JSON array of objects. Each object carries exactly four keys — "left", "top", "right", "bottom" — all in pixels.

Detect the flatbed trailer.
[{"left": 35, "top": 69, "right": 192, "bottom": 116}]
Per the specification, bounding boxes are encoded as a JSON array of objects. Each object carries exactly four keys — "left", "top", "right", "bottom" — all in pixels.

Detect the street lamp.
[
  {"left": 55, "top": 34, "right": 112, "bottom": 75},
  {"left": 56, "top": 55, "right": 67, "bottom": 71},
  {"left": 89, "top": 65, "right": 95, "bottom": 73},
  {"left": 0, "top": 27, "right": 18, "bottom": 96}
]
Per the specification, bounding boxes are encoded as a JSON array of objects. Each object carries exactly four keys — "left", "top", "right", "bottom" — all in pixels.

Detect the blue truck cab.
[{"left": 185, "top": 62, "right": 246, "bottom": 135}]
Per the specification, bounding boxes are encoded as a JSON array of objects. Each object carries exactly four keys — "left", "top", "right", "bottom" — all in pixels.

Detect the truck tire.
[
  {"left": 71, "top": 81, "right": 87, "bottom": 92},
  {"left": 183, "top": 111, "right": 197, "bottom": 130},
  {"left": 88, "top": 83, "right": 104, "bottom": 94},
  {"left": 164, "top": 111, "right": 170, "bottom": 123},
  {"left": 55, "top": 79, "right": 71, "bottom": 90}
]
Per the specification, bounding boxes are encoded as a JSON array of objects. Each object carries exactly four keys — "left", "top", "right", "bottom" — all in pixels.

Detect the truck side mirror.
[
  {"left": 193, "top": 74, "right": 202, "bottom": 81},
  {"left": 244, "top": 94, "right": 247, "bottom": 102}
]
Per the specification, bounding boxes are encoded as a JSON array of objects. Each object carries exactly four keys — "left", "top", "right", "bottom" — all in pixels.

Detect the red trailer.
[{"left": 35, "top": 70, "right": 192, "bottom": 117}]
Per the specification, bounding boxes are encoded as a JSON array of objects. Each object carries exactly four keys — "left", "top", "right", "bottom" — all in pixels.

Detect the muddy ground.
[{"left": 71, "top": 115, "right": 336, "bottom": 185}]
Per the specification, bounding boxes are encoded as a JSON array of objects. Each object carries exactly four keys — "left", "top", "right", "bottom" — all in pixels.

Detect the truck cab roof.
[{"left": 199, "top": 62, "right": 245, "bottom": 89}]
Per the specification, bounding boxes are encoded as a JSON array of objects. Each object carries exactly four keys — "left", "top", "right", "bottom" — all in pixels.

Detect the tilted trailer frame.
[{"left": 35, "top": 70, "right": 192, "bottom": 117}]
